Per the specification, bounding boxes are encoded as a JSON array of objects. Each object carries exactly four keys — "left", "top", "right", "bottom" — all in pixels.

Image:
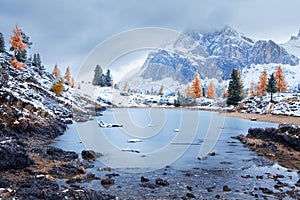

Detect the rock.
[
  {"left": 106, "top": 173, "right": 120, "bottom": 178},
  {"left": 223, "top": 185, "right": 231, "bottom": 192},
  {"left": 241, "top": 175, "right": 253, "bottom": 179},
  {"left": 141, "top": 176, "right": 149, "bottom": 182},
  {"left": 81, "top": 150, "right": 102, "bottom": 161},
  {"left": 46, "top": 146, "right": 78, "bottom": 161},
  {"left": 0, "top": 139, "right": 32, "bottom": 170},
  {"left": 187, "top": 185, "right": 192, "bottom": 191},
  {"left": 186, "top": 193, "right": 195, "bottom": 198},
  {"left": 208, "top": 152, "right": 216, "bottom": 156},
  {"left": 155, "top": 178, "right": 169, "bottom": 186},
  {"left": 259, "top": 187, "right": 273, "bottom": 194},
  {"left": 295, "top": 179, "right": 300, "bottom": 187},
  {"left": 215, "top": 194, "right": 220, "bottom": 199},
  {"left": 256, "top": 175, "right": 264, "bottom": 179},
  {"left": 0, "top": 177, "right": 10, "bottom": 188},
  {"left": 140, "top": 183, "right": 159, "bottom": 189},
  {"left": 101, "top": 176, "right": 115, "bottom": 186},
  {"left": 81, "top": 160, "right": 94, "bottom": 169},
  {"left": 49, "top": 162, "right": 83, "bottom": 178}
]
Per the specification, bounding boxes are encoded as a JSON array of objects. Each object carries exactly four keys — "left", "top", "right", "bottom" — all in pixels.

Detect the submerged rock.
[{"left": 82, "top": 150, "right": 103, "bottom": 161}]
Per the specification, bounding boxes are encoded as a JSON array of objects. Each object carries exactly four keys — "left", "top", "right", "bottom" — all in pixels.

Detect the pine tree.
[
  {"left": 50, "top": 79, "right": 64, "bottom": 95},
  {"left": 206, "top": 81, "right": 217, "bottom": 99},
  {"left": 274, "top": 65, "right": 287, "bottom": 93},
  {"left": 105, "top": 69, "right": 113, "bottom": 87},
  {"left": 191, "top": 71, "right": 203, "bottom": 98},
  {"left": 256, "top": 68, "right": 268, "bottom": 96},
  {"left": 227, "top": 68, "right": 244, "bottom": 105},
  {"left": 92, "top": 65, "right": 102, "bottom": 86},
  {"left": 64, "top": 66, "right": 71, "bottom": 85},
  {"left": 100, "top": 74, "right": 106, "bottom": 87},
  {"left": 249, "top": 80, "right": 255, "bottom": 97},
  {"left": 0, "top": 32, "right": 5, "bottom": 52},
  {"left": 158, "top": 85, "right": 163, "bottom": 96},
  {"left": 52, "top": 64, "right": 61, "bottom": 79},
  {"left": 267, "top": 73, "right": 278, "bottom": 102},
  {"left": 32, "top": 53, "right": 42, "bottom": 66}
]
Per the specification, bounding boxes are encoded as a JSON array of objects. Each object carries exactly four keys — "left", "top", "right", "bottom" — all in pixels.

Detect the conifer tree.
[
  {"left": 0, "top": 32, "right": 5, "bottom": 52},
  {"left": 52, "top": 64, "right": 61, "bottom": 79},
  {"left": 256, "top": 68, "right": 268, "bottom": 96},
  {"left": 227, "top": 68, "right": 244, "bottom": 105},
  {"left": 185, "top": 84, "right": 193, "bottom": 97},
  {"left": 206, "top": 81, "right": 217, "bottom": 99},
  {"left": 10, "top": 26, "right": 28, "bottom": 69},
  {"left": 32, "top": 53, "right": 42, "bottom": 66},
  {"left": 64, "top": 66, "right": 71, "bottom": 84},
  {"left": 237, "top": 69, "right": 245, "bottom": 97},
  {"left": 69, "top": 78, "right": 75, "bottom": 88},
  {"left": 274, "top": 65, "right": 287, "bottom": 93},
  {"left": 267, "top": 73, "right": 278, "bottom": 102},
  {"left": 105, "top": 69, "right": 113, "bottom": 87},
  {"left": 100, "top": 74, "right": 106, "bottom": 87},
  {"left": 158, "top": 85, "right": 163, "bottom": 96},
  {"left": 249, "top": 80, "right": 255, "bottom": 97},
  {"left": 92, "top": 65, "right": 102, "bottom": 86},
  {"left": 191, "top": 71, "right": 203, "bottom": 98}
]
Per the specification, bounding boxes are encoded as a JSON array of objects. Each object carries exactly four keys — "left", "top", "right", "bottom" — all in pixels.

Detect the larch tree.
[
  {"left": 158, "top": 85, "right": 163, "bottom": 96},
  {"left": 206, "top": 81, "right": 217, "bottom": 99},
  {"left": 266, "top": 73, "right": 278, "bottom": 103},
  {"left": 0, "top": 32, "right": 5, "bottom": 52},
  {"left": 191, "top": 71, "right": 203, "bottom": 98},
  {"left": 226, "top": 68, "right": 244, "bottom": 105},
  {"left": 185, "top": 84, "right": 193, "bottom": 97},
  {"left": 274, "top": 65, "right": 287, "bottom": 93},
  {"left": 256, "top": 68, "right": 268, "bottom": 96},
  {"left": 52, "top": 64, "right": 61, "bottom": 79},
  {"left": 249, "top": 80, "right": 255, "bottom": 97},
  {"left": 10, "top": 26, "right": 27, "bottom": 69},
  {"left": 64, "top": 66, "right": 71, "bottom": 85},
  {"left": 50, "top": 79, "right": 64, "bottom": 95},
  {"left": 237, "top": 69, "right": 245, "bottom": 97},
  {"left": 69, "top": 78, "right": 75, "bottom": 88}
]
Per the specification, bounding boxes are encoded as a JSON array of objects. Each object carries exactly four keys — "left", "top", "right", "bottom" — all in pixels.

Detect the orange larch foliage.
[
  {"left": 10, "top": 26, "right": 27, "bottom": 51},
  {"left": 256, "top": 68, "right": 268, "bottom": 96},
  {"left": 206, "top": 81, "right": 217, "bottom": 99},
  {"left": 274, "top": 65, "right": 287, "bottom": 93},
  {"left": 184, "top": 84, "right": 193, "bottom": 97},
  {"left": 64, "top": 66, "right": 71, "bottom": 84},
  {"left": 249, "top": 80, "right": 255, "bottom": 97},
  {"left": 11, "top": 58, "right": 25, "bottom": 70},
  {"left": 50, "top": 80, "right": 64, "bottom": 95},
  {"left": 191, "top": 71, "right": 203, "bottom": 98},
  {"left": 52, "top": 64, "right": 61, "bottom": 79}
]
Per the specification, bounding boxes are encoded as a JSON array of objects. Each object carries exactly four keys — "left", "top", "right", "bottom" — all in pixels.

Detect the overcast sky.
[{"left": 1, "top": 0, "right": 300, "bottom": 79}]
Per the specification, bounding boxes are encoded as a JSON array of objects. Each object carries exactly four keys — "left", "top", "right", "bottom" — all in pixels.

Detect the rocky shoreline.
[{"left": 237, "top": 124, "right": 300, "bottom": 170}]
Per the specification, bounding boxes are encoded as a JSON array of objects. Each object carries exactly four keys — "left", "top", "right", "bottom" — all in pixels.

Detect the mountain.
[
  {"left": 129, "top": 26, "right": 299, "bottom": 89},
  {"left": 282, "top": 29, "right": 300, "bottom": 58}
]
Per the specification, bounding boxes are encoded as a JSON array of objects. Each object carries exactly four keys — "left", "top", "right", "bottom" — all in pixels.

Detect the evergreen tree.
[
  {"left": 100, "top": 74, "right": 106, "bottom": 87},
  {"left": 32, "top": 53, "right": 42, "bottom": 66},
  {"left": 191, "top": 71, "right": 203, "bottom": 98},
  {"left": 274, "top": 65, "right": 287, "bottom": 93},
  {"left": 92, "top": 65, "right": 102, "bottom": 86},
  {"left": 226, "top": 68, "right": 244, "bottom": 105},
  {"left": 206, "top": 81, "right": 217, "bottom": 99},
  {"left": 105, "top": 69, "right": 113, "bottom": 87},
  {"left": 256, "top": 68, "right": 268, "bottom": 96},
  {"left": 0, "top": 32, "right": 5, "bottom": 52},
  {"left": 10, "top": 26, "right": 31, "bottom": 64},
  {"left": 267, "top": 73, "right": 278, "bottom": 103}
]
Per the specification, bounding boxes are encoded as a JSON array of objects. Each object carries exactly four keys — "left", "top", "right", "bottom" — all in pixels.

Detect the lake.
[{"left": 52, "top": 108, "right": 300, "bottom": 199}]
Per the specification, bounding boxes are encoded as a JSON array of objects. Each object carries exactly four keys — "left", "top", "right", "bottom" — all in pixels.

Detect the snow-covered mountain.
[
  {"left": 125, "top": 26, "right": 300, "bottom": 91},
  {"left": 282, "top": 29, "right": 300, "bottom": 58}
]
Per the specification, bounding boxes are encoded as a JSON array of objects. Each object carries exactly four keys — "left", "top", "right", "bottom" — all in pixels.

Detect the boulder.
[{"left": 81, "top": 150, "right": 103, "bottom": 161}]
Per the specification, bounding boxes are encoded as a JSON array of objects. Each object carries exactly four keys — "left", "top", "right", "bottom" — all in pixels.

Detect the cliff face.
[{"left": 139, "top": 26, "right": 299, "bottom": 84}]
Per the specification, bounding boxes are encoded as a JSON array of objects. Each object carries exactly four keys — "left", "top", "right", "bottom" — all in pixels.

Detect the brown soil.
[{"left": 222, "top": 112, "right": 300, "bottom": 126}]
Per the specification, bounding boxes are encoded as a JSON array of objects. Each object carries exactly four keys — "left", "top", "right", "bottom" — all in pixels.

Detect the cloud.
[{"left": 0, "top": 0, "right": 299, "bottom": 77}]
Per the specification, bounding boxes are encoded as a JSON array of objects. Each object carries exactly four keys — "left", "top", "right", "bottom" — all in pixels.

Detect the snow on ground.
[{"left": 242, "top": 63, "right": 300, "bottom": 91}]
